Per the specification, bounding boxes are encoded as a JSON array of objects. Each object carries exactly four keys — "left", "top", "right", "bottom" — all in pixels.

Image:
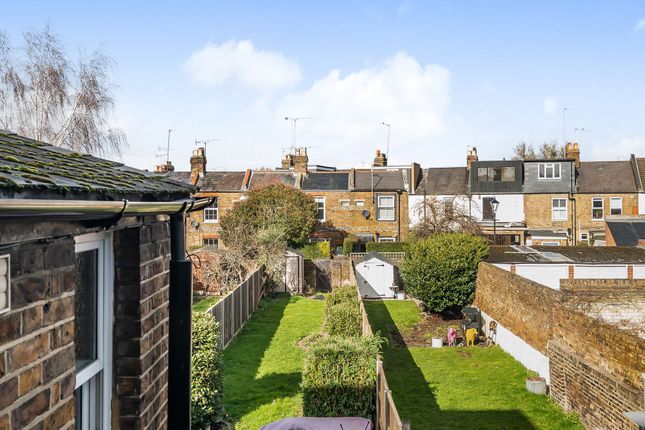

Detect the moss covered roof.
[{"left": 0, "top": 131, "right": 192, "bottom": 200}]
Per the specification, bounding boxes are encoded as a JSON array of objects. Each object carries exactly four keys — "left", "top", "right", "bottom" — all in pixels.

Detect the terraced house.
[
  {"left": 168, "top": 147, "right": 419, "bottom": 250},
  {"left": 410, "top": 143, "right": 644, "bottom": 246}
]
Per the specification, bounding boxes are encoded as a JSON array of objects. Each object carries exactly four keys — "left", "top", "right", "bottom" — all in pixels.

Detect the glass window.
[
  {"left": 314, "top": 197, "right": 325, "bottom": 221},
  {"left": 482, "top": 197, "right": 494, "bottom": 220},
  {"left": 75, "top": 250, "right": 98, "bottom": 371},
  {"left": 204, "top": 198, "right": 218, "bottom": 222},
  {"left": 490, "top": 168, "right": 502, "bottom": 182},
  {"left": 378, "top": 237, "right": 396, "bottom": 242},
  {"left": 551, "top": 198, "right": 567, "bottom": 221},
  {"left": 340, "top": 200, "right": 350, "bottom": 208},
  {"left": 377, "top": 195, "right": 395, "bottom": 221},
  {"left": 592, "top": 197, "right": 604, "bottom": 219},
  {"left": 355, "top": 200, "right": 365, "bottom": 207},
  {"left": 538, "top": 163, "right": 561, "bottom": 179},
  {"left": 443, "top": 198, "right": 454, "bottom": 217},
  {"left": 502, "top": 167, "right": 515, "bottom": 181},
  {"left": 609, "top": 197, "right": 622, "bottom": 215},
  {"left": 477, "top": 168, "right": 488, "bottom": 182},
  {"left": 203, "top": 238, "right": 219, "bottom": 248}
]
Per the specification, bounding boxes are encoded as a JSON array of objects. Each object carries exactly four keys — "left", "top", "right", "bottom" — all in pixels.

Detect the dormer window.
[
  {"left": 476, "top": 166, "right": 515, "bottom": 182},
  {"left": 538, "top": 163, "right": 561, "bottom": 179}
]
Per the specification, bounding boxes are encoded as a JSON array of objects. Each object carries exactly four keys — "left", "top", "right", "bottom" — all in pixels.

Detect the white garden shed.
[{"left": 354, "top": 252, "right": 403, "bottom": 299}]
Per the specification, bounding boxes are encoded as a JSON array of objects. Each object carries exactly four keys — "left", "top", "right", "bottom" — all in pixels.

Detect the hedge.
[
  {"left": 342, "top": 235, "right": 360, "bottom": 256},
  {"left": 365, "top": 241, "right": 408, "bottom": 253},
  {"left": 324, "top": 301, "right": 362, "bottom": 337},
  {"left": 301, "top": 335, "right": 381, "bottom": 418},
  {"left": 401, "top": 233, "right": 489, "bottom": 313},
  {"left": 299, "top": 241, "right": 332, "bottom": 259},
  {"left": 326, "top": 284, "right": 359, "bottom": 307},
  {"left": 191, "top": 312, "right": 224, "bottom": 428}
]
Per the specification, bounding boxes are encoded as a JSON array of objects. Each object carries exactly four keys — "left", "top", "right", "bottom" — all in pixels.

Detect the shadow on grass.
[
  {"left": 223, "top": 293, "right": 303, "bottom": 421},
  {"left": 365, "top": 300, "right": 537, "bottom": 430}
]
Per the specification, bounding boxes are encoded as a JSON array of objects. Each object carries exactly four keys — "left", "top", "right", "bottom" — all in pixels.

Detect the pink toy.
[{"left": 447, "top": 328, "right": 457, "bottom": 347}]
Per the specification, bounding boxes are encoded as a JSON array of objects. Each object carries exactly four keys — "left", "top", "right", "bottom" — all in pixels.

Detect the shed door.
[{"left": 356, "top": 260, "right": 394, "bottom": 298}]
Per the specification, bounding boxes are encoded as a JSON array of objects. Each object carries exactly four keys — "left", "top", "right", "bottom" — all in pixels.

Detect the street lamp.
[{"left": 490, "top": 197, "right": 500, "bottom": 245}]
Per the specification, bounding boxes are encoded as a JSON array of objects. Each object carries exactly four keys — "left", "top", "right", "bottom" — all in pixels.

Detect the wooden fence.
[
  {"left": 350, "top": 252, "right": 405, "bottom": 262},
  {"left": 208, "top": 266, "right": 265, "bottom": 349},
  {"left": 357, "top": 289, "right": 408, "bottom": 429}
]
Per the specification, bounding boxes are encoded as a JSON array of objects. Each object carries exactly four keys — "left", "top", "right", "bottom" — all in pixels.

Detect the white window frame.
[
  {"left": 592, "top": 197, "right": 604, "bottom": 220},
  {"left": 74, "top": 232, "right": 113, "bottom": 430},
  {"left": 202, "top": 238, "right": 219, "bottom": 248},
  {"left": 378, "top": 237, "right": 396, "bottom": 242},
  {"left": 580, "top": 232, "right": 589, "bottom": 241},
  {"left": 314, "top": 197, "right": 326, "bottom": 222},
  {"left": 355, "top": 200, "right": 365, "bottom": 207},
  {"left": 551, "top": 198, "right": 567, "bottom": 221},
  {"left": 0, "top": 254, "right": 10, "bottom": 315},
  {"left": 538, "top": 162, "right": 561, "bottom": 180},
  {"left": 377, "top": 195, "right": 396, "bottom": 221},
  {"left": 541, "top": 241, "right": 560, "bottom": 246},
  {"left": 339, "top": 199, "right": 350, "bottom": 208},
  {"left": 204, "top": 198, "right": 218, "bottom": 223},
  {"left": 609, "top": 197, "right": 622, "bottom": 216}
]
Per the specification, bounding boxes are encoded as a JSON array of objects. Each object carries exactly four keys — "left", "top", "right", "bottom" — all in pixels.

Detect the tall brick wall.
[
  {"left": 114, "top": 222, "right": 171, "bottom": 430},
  {"left": 0, "top": 237, "right": 76, "bottom": 430},
  {"left": 475, "top": 263, "right": 645, "bottom": 430}
]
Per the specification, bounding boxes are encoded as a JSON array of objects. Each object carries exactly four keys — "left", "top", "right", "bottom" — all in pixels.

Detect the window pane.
[
  {"left": 491, "top": 168, "right": 502, "bottom": 182},
  {"left": 482, "top": 197, "right": 493, "bottom": 220},
  {"left": 539, "top": 164, "right": 545, "bottom": 178},
  {"left": 554, "top": 164, "right": 561, "bottom": 178},
  {"left": 502, "top": 167, "right": 515, "bottom": 182},
  {"left": 75, "top": 250, "right": 98, "bottom": 372},
  {"left": 477, "top": 168, "right": 488, "bottom": 182},
  {"left": 546, "top": 165, "right": 553, "bottom": 178}
]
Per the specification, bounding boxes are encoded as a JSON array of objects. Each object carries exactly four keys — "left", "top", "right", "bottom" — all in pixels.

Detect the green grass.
[
  {"left": 364, "top": 300, "right": 582, "bottom": 430},
  {"left": 192, "top": 295, "right": 220, "bottom": 313},
  {"left": 223, "top": 294, "right": 324, "bottom": 429}
]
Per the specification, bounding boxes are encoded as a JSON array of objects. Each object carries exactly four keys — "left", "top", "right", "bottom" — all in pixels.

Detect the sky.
[{"left": 3, "top": 1, "right": 645, "bottom": 171}]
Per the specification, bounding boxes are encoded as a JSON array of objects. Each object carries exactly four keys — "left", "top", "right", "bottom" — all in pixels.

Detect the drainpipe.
[
  {"left": 168, "top": 208, "right": 192, "bottom": 430},
  {"left": 397, "top": 191, "right": 402, "bottom": 240}
]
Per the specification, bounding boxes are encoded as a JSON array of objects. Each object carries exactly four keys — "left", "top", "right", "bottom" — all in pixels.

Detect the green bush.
[
  {"left": 401, "top": 233, "right": 489, "bottom": 313},
  {"left": 326, "top": 284, "right": 359, "bottom": 306},
  {"left": 324, "top": 301, "right": 362, "bottom": 337},
  {"left": 342, "top": 235, "right": 360, "bottom": 256},
  {"left": 302, "top": 335, "right": 382, "bottom": 418},
  {"left": 191, "top": 312, "right": 224, "bottom": 428},
  {"left": 299, "top": 241, "right": 332, "bottom": 260},
  {"left": 365, "top": 241, "right": 408, "bottom": 253}
]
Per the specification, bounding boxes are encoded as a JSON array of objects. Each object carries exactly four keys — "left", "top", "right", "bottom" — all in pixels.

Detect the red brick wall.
[
  {"left": 475, "top": 263, "right": 645, "bottom": 430},
  {"left": 114, "top": 222, "right": 171, "bottom": 430},
  {"left": 0, "top": 238, "right": 76, "bottom": 429}
]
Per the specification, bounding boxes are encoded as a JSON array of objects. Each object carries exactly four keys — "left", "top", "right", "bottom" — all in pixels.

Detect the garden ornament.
[
  {"left": 465, "top": 328, "right": 478, "bottom": 347},
  {"left": 447, "top": 327, "right": 457, "bottom": 347}
]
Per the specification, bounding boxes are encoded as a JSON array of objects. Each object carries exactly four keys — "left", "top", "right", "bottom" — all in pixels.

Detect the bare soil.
[{"left": 388, "top": 313, "right": 462, "bottom": 347}]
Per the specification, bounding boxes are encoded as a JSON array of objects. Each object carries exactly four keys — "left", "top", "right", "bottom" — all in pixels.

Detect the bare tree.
[
  {"left": 539, "top": 141, "right": 565, "bottom": 159},
  {"left": 0, "top": 26, "right": 126, "bottom": 155},
  {"left": 512, "top": 141, "right": 536, "bottom": 160},
  {"left": 411, "top": 196, "right": 481, "bottom": 239}
]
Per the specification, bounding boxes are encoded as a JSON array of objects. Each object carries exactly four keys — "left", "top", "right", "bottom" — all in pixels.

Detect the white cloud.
[
  {"left": 543, "top": 97, "right": 557, "bottom": 115},
  {"left": 182, "top": 40, "right": 301, "bottom": 92},
  {"left": 634, "top": 18, "right": 645, "bottom": 32},
  {"left": 276, "top": 52, "right": 450, "bottom": 164},
  {"left": 589, "top": 136, "right": 645, "bottom": 160}
]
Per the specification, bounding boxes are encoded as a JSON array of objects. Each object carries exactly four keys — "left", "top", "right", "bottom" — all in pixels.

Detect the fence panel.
[{"left": 208, "top": 266, "right": 266, "bottom": 349}]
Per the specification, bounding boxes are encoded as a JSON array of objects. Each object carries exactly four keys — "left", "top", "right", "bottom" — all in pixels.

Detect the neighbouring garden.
[{"left": 364, "top": 299, "right": 582, "bottom": 430}]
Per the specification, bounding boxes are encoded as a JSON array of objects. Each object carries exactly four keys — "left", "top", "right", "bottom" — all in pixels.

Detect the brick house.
[
  {"left": 0, "top": 131, "right": 206, "bottom": 429},
  {"left": 168, "top": 147, "right": 417, "bottom": 250}
]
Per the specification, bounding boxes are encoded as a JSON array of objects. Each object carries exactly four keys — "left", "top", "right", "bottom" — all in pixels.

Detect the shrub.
[
  {"left": 401, "top": 233, "right": 489, "bottom": 313},
  {"left": 342, "top": 235, "right": 360, "bottom": 256},
  {"left": 324, "top": 301, "right": 362, "bottom": 337},
  {"left": 365, "top": 241, "right": 408, "bottom": 253},
  {"left": 191, "top": 312, "right": 224, "bottom": 428},
  {"left": 326, "top": 284, "right": 359, "bottom": 306},
  {"left": 299, "top": 241, "right": 332, "bottom": 260},
  {"left": 302, "top": 335, "right": 382, "bottom": 418}
]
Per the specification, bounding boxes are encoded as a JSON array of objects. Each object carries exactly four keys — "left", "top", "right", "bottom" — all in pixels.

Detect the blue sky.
[{"left": 4, "top": 1, "right": 645, "bottom": 170}]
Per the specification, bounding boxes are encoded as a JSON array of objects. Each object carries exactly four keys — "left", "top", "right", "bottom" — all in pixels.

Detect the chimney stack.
[
  {"left": 373, "top": 149, "right": 388, "bottom": 167},
  {"left": 467, "top": 147, "right": 478, "bottom": 171},
  {"left": 190, "top": 147, "right": 207, "bottom": 185},
  {"left": 293, "top": 147, "right": 309, "bottom": 174},
  {"left": 155, "top": 160, "right": 175, "bottom": 173},
  {"left": 565, "top": 142, "right": 580, "bottom": 169}
]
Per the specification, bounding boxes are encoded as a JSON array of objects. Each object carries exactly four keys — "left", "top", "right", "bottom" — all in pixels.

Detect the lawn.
[
  {"left": 364, "top": 300, "right": 582, "bottom": 430},
  {"left": 222, "top": 294, "right": 324, "bottom": 429},
  {"left": 192, "top": 294, "right": 220, "bottom": 313}
]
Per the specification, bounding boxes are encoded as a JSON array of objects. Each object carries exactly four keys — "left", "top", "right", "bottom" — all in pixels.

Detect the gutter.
[{"left": 0, "top": 196, "right": 213, "bottom": 429}]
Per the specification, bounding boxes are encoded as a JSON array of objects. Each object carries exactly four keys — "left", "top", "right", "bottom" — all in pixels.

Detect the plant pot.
[
  {"left": 525, "top": 377, "right": 547, "bottom": 395},
  {"left": 431, "top": 338, "right": 443, "bottom": 348},
  {"left": 396, "top": 291, "right": 406, "bottom": 300}
]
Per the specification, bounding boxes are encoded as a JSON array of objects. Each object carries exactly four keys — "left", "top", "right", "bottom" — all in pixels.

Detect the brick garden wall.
[
  {"left": 0, "top": 237, "right": 76, "bottom": 430},
  {"left": 475, "top": 263, "right": 645, "bottom": 430},
  {"left": 114, "top": 221, "right": 171, "bottom": 430}
]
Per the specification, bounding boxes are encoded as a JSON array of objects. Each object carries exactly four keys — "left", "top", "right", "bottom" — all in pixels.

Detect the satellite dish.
[
  {"left": 361, "top": 210, "right": 370, "bottom": 219},
  {"left": 191, "top": 220, "right": 200, "bottom": 229}
]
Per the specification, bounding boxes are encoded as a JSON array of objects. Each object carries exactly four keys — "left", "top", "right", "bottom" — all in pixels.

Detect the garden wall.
[{"left": 475, "top": 263, "right": 645, "bottom": 430}]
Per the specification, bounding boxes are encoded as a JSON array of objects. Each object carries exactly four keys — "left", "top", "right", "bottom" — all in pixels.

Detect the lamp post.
[{"left": 490, "top": 197, "right": 500, "bottom": 245}]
